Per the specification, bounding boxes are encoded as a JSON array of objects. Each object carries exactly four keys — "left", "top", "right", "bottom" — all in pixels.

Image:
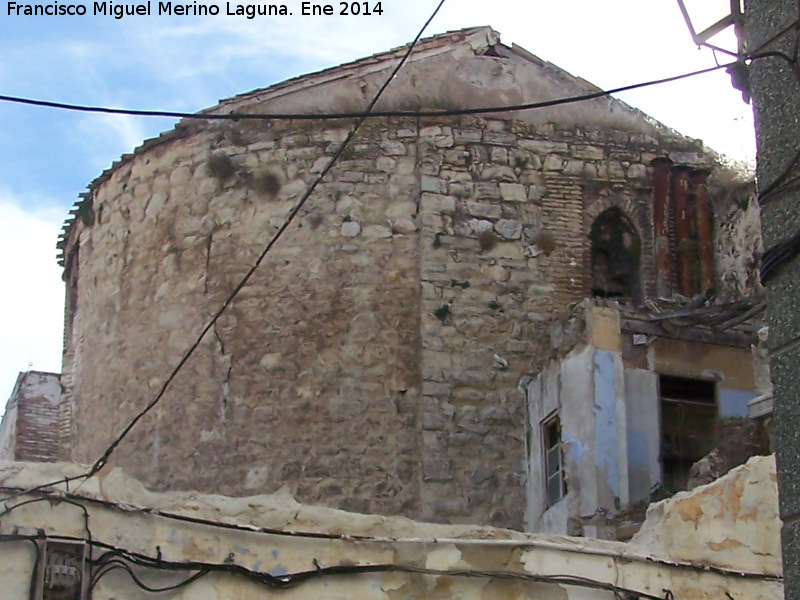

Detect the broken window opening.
[
  {"left": 542, "top": 414, "right": 567, "bottom": 507},
  {"left": 659, "top": 375, "right": 717, "bottom": 492},
  {"left": 590, "top": 208, "right": 641, "bottom": 303}
]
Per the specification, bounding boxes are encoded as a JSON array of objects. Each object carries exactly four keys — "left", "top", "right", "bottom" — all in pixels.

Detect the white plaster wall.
[
  {"left": 0, "top": 372, "right": 23, "bottom": 460},
  {"left": 0, "top": 395, "right": 18, "bottom": 460},
  {"left": 0, "top": 459, "right": 783, "bottom": 600},
  {"left": 524, "top": 345, "right": 599, "bottom": 534}
]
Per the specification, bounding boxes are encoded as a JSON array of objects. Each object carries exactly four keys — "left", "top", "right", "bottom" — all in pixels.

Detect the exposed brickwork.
[{"left": 0, "top": 371, "right": 63, "bottom": 462}]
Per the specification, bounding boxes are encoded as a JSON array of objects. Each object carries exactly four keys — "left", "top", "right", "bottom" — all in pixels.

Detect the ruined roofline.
[{"left": 55, "top": 25, "right": 719, "bottom": 268}]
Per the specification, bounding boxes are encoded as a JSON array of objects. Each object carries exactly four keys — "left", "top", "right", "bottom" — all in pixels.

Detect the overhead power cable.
[
  {"left": 0, "top": 533, "right": 677, "bottom": 599},
  {"left": 0, "top": 0, "right": 447, "bottom": 505},
  {"left": 0, "top": 62, "right": 734, "bottom": 121}
]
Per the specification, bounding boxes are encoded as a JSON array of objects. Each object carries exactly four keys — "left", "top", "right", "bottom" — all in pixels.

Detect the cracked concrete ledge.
[{"left": 0, "top": 457, "right": 783, "bottom": 599}]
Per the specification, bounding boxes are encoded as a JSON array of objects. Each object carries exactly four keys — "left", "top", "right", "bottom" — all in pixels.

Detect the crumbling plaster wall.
[
  {"left": 523, "top": 305, "right": 760, "bottom": 536},
  {"left": 59, "top": 32, "right": 755, "bottom": 529},
  {"left": 524, "top": 307, "right": 630, "bottom": 537},
  {"left": 0, "top": 375, "right": 21, "bottom": 460},
  {"left": 0, "top": 458, "right": 784, "bottom": 600}
]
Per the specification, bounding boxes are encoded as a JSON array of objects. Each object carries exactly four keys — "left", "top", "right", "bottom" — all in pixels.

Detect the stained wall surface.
[
  {"left": 56, "top": 27, "right": 761, "bottom": 529},
  {"left": 523, "top": 305, "right": 760, "bottom": 536}
]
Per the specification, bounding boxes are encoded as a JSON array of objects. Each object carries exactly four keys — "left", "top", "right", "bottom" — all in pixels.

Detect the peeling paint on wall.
[{"left": 593, "top": 350, "right": 620, "bottom": 500}]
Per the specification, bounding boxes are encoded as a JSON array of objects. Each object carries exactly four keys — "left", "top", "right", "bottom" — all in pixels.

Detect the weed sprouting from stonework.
[
  {"left": 478, "top": 230, "right": 498, "bottom": 252},
  {"left": 206, "top": 153, "right": 236, "bottom": 182},
  {"left": 433, "top": 304, "right": 451, "bottom": 322},
  {"left": 533, "top": 230, "right": 557, "bottom": 254},
  {"left": 514, "top": 154, "right": 529, "bottom": 168},
  {"left": 228, "top": 128, "right": 247, "bottom": 146},
  {"left": 307, "top": 212, "right": 323, "bottom": 229},
  {"left": 253, "top": 171, "right": 282, "bottom": 198}
]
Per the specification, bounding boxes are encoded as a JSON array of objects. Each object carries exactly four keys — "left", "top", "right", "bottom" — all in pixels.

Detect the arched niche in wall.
[{"left": 590, "top": 208, "right": 642, "bottom": 303}]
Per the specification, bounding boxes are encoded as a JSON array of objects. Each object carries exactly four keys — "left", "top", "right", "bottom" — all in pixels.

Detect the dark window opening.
[
  {"left": 659, "top": 374, "right": 716, "bottom": 492},
  {"left": 590, "top": 208, "right": 641, "bottom": 302},
  {"left": 543, "top": 414, "right": 567, "bottom": 507}
]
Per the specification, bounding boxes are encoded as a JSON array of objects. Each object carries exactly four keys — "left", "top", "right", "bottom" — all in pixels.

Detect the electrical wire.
[
  {"left": 89, "top": 560, "right": 208, "bottom": 594},
  {"left": 0, "top": 63, "right": 733, "bottom": 122},
  {"left": 0, "top": 533, "right": 678, "bottom": 600},
  {"left": 760, "top": 225, "right": 800, "bottom": 283}
]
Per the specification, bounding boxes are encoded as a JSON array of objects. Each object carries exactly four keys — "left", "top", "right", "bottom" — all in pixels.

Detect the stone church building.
[{"left": 15, "top": 27, "right": 767, "bottom": 534}]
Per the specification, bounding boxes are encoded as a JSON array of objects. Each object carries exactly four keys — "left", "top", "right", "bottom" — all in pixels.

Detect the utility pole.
[{"left": 748, "top": 0, "right": 800, "bottom": 595}]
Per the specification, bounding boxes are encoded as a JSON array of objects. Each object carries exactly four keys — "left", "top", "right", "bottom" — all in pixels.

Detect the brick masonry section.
[{"left": 0, "top": 371, "right": 63, "bottom": 463}]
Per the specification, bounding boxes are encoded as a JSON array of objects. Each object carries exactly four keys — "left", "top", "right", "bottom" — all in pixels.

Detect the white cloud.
[
  {"left": 0, "top": 196, "right": 65, "bottom": 399},
  {"left": 78, "top": 112, "right": 149, "bottom": 164}
]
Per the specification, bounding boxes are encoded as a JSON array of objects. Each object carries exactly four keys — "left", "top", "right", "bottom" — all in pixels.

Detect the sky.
[{"left": 0, "top": 0, "right": 755, "bottom": 398}]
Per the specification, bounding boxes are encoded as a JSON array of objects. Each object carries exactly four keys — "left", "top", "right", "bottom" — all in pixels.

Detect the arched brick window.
[{"left": 590, "top": 208, "right": 641, "bottom": 302}]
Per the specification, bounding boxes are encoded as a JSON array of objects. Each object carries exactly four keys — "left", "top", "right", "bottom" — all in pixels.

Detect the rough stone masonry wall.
[
  {"left": 64, "top": 117, "right": 424, "bottom": 516},
  {"left": 413, "top": 116, "right": 712, "bottom": 527},
  {"left": 61, "top": 109, "right": 739, "bottom": 529}
]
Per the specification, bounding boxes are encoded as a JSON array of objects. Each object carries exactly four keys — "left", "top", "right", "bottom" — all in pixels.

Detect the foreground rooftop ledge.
[{"left": 0, "top": 459, "right": 782, "bottom": 574}]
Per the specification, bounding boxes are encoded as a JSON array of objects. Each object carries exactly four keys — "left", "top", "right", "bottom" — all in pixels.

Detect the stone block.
[
  {"left": 494, "top": 219, "right": 523, "bottom": 240},
  {"left": 543, "top": 154, "right": 564, "bottom": 171},
  {"left": 448, "top": 182, "right": 474, "bottom": 197},
  {"left": 421, "top": 175, "right": 447, "bottom": 194},
  {"left": 379, "top": 140, "right": 407, "bottom": 156},
  {"left": 627, "top": 164, "right": 648, "bottom": 179},
  {"left": 420, "top": 193, "right": 456, "bottom": 215},
  {"left": 433, "top": 133, "right": 455, "bottom": 148},
  {"left": 518, "top": 139, "right": 569, "bottom": 154},
  {"left": 483, "top": 131, "right": 516, "bottom": 145},
  {"left": 465, "top": 201, "right": 502, "bottom": 220},
  {"left": 362, "top": 225, "right": 392, "bottom": 239},
  {"left": 499, "top": 183, "right": 527, "bottom": 202},
  {"left": 562, "top": 159, "right": 585, "bottom": 175},
  {"left": 490, "top": 147, "right": 508, "bottom": 163},
  {"left": 453, "top": 129, "right": 482, "bottom": 143},
  {"left": 474, "top": 182, "right": 501, "bottom": 200},
  {"left": 419, "top": 126, "right": 443, "bottom": 138},
  {"left": 341, "top": 221, "right": 361, "bottom": 237},
  {"left": 480, "top": 164, "right": 517, "bottom": 182},
  {"left": 392, "top": 218, "right": 417, "bottom": 234},
  {"left": 607, "top": 161, "right": 626, "bottom": 178},
  {"left": 375, "top": 156, "right": 396, "bottom": 172},
  {"left": 571, "top": 145, "right": 605, "bottom": 160},
  {"left": 310, "top": 156, "right": 329, "bottom": 173}
]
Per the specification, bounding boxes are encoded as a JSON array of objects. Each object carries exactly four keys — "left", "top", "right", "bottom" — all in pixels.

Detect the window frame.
[{"left": 541, "top": 412, "right": 568, "bottom": 508}]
